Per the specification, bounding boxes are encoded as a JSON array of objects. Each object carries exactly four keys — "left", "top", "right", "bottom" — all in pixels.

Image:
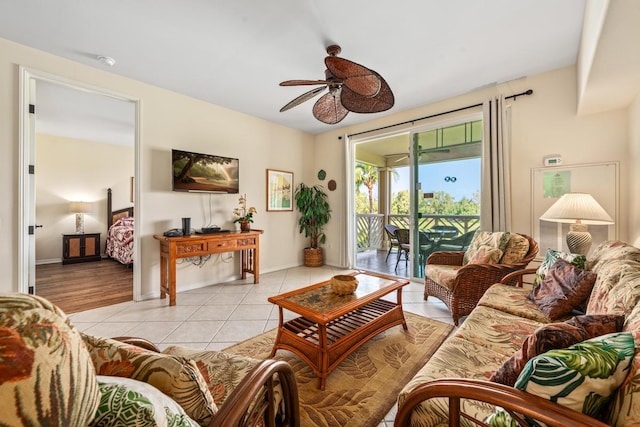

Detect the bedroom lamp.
[
  {"left": 69, "top": 201, "right": 92, "bottom": 234},
  {"left": 540, "top": 192, "right": 613, "bottom": 255}
]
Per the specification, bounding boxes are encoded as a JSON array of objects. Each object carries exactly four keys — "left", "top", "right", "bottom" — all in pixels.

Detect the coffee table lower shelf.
[{"left": 270, "top": 299, "right": 407, "bottom": 390}]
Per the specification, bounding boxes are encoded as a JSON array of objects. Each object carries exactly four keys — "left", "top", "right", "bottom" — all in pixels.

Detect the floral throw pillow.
[
  {"left": 82, "top": 334, "right": 217, "bottom": 425},
  {"left": 528, "top": 258, "right": 597, "bottom": 320},
  {"left": 533, "top": 248, "right": 587, "bottom": 287},
  {"left": 91, "top": 376, "right": 200, "bottom": 427},
  {"left": 463, "top": 231, "right": 511, "bottom": 265},
  {"left": 514, "top": 332, "right": 634, "bottom": 420},
  {"left": 500, "top": 234, "right": 530, "bottom": 264},
  {"left": 490, "top": 314, "right": 624, "bottom": 386},
  {"left": 0, "top": 293, "right": 100, "bottom": 427},
  {"left": 466, "top": 245, "right": 503, "bottom": 265}
]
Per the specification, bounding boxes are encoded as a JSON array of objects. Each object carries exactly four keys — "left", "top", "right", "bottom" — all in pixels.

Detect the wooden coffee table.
[{"left": 268, "top": 271, "right": 410, "bottom": 390}]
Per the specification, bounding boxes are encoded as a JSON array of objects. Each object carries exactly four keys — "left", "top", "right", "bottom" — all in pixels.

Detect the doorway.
[
  {"left": 18, "top": 67, "right": 141, "bottom": 311},
  {"left": 351, "top": 115, "right": 482, "bottom": 280}
]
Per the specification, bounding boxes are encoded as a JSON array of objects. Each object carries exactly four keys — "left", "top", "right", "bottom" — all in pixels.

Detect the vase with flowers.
[{"left": 233, "top": 194, "right": 257, "bottom": 231}]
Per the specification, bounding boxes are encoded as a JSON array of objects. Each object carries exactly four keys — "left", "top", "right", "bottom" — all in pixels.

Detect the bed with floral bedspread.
[{"left": 105, "top": 216, "right": 134, "bottom": 265}]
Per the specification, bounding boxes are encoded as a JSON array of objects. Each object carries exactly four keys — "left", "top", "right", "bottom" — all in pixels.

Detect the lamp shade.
[
  {"left": 540, "top": 193, "right": 613, "bottom": 225},
  {"left": 69, "top": 201, "right": 92, "bottom": 214}
]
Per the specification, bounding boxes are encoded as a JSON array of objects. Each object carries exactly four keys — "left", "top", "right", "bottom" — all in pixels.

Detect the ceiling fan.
[{"left": 279, "top": 44, "right": 394, "bottom": 124}]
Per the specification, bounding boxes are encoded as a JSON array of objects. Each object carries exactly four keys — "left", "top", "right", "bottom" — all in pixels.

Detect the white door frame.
[{"left": 18, "top": 66, "right": 142, "bottom": 300}]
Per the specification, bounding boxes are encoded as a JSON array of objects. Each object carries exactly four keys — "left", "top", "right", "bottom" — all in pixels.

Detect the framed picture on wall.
[
  {"left": 266, "top": 169, "right": 294, "bottom": 211},
  {"left": 531, "top": 161, "right": 618, "bottom": 258}
]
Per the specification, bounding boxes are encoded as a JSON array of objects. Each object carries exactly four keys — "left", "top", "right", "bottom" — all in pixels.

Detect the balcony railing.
[{"left": 356, "top": 213, "right": 480, "bottom": 252}]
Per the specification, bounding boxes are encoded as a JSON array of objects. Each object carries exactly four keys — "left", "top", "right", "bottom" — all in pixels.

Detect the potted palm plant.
[{"left": 294, "top": 183, "right": 331, "bottom": 267}]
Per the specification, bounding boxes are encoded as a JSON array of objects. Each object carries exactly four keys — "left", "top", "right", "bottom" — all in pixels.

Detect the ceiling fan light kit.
[{"left": 279, "top": 44, "right": 394, "bottom": 124}]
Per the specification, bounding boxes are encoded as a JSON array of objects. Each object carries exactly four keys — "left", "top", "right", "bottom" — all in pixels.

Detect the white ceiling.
[{"left": 0, "top": 0, "right": 587, "bottom": 138}]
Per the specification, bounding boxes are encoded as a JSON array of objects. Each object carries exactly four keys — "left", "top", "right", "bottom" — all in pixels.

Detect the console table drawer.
[
  {"left": 176, "top": 241, "right": 208, "bottom": 256},
  {"left": 208, "top": 239, "right": 237, "bottom": 252},
  {"left": 237, "top": 237, "right": 256, "bottom": 248}
]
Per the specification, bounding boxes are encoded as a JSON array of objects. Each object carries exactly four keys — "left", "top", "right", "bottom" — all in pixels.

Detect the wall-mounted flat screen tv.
[{"left": 172, "top": 149, "right": 239, "bottom": 193}]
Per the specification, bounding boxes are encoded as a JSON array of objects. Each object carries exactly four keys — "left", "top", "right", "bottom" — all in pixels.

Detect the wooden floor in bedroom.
[{"left": 36, "top": 259, "right": 133, "bottom": 314}]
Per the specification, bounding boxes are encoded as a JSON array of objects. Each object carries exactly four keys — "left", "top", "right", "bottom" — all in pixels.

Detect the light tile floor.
[{"left": 70, "top": 265, "right": 454, "bottom": 427}]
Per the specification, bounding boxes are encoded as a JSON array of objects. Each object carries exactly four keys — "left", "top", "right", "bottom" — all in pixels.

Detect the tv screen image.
[{"left": 172, "top": 149, "right": 239, "bottom": 193}]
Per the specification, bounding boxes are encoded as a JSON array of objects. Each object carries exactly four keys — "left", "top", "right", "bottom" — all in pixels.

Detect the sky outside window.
[{"left": 391, "top": 158, "right": 480, "bottom": 200}]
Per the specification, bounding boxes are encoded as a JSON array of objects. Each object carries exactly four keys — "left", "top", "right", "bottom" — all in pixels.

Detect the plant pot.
[
  {"left": 304, "top": 247, "right": 323, "bottom": 267},
  {"left": 240, "top": 221, "right": 250, "bottom": 232}
]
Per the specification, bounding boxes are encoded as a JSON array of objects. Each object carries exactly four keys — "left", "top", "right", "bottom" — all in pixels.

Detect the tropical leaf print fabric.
[
  {"left": 162, "top": 345, "right": 278, "bottom": 409},
  {"left": 500, "top": 234, "right": 530, "bottom": 264},
  {"left": 528, "top": 258, "right": 597, "bottom": 320},
  {"left": 463, "top": 231, "right": 511, "bottom": 265},
  {"left": 515, "top": 332, "right": 634, "bottom": 419},
  {"left": 82, "top": 334, "right": 217, "bottom": 425},
  {"left": 490, "top": 315, "right": 624, "bottom": 387},
  {"left": 533, "top": 249, "right": 586, "bottom": 287},
  {"left": 401, "top": 241, "right": 640, "bottom": 427},
  {"left": 0, "top": 293, "right": 100, "bottom": 427},
  {"left": 91, "top": 376, "right": 200, "bottom": 427}
]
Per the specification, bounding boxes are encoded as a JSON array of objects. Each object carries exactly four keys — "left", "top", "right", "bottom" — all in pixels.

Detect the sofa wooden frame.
[{"left": 394, "top": 378, "right": 609, "bottom": 427}]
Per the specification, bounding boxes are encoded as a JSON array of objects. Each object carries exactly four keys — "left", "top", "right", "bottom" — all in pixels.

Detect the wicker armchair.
[{"left": 423, "top": 233, "right": 538, "bottom": 325}]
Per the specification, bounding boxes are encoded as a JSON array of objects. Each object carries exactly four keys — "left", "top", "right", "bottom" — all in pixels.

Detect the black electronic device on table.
[{"left": 196, "top": 227, "right": 230, "bottom": 234}]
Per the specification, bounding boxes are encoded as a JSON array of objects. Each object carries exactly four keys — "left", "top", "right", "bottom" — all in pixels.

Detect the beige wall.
[
  {"left": 315, "top": 66, "right": 631, "bottom": 265},
  {"left": 629, "top": 94, "right": 640, "bottom": 247},
  {"left": 35, "top": 134, "right": 134, "bottom": 262},
  {"left": 0, "top": 37, "right": 314, "bottom": 298}
]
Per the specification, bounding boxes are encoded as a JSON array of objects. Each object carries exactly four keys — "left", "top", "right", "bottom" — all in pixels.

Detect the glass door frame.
[{"left": 408, "top": 112, "right": 482, "bottom": 280}]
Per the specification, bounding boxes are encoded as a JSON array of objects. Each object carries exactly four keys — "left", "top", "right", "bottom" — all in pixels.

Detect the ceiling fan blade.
[
  {"left": 279, "top": 80, "right": 330, "bottom": 86},
  {"left": 313, "top": 90, "right": 349, "bottom": 124},
  {"left": 340, "top": 71, "right": 394, "bottom": 113},
  {"left": 325, "top": 56, "right": 381, "bottom": 97},
  {"left": 279, "top": 86, "right": 327, "bottom": 112}
]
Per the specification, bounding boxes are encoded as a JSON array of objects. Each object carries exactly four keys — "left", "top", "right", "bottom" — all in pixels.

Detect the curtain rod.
[{"left": 346, "top": 89, "right": 533, "bottom": 139}]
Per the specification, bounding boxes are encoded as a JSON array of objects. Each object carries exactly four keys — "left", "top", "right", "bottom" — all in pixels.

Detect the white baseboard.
[{"left": 35, "top": 258, "right": 62, "bottom": 265}]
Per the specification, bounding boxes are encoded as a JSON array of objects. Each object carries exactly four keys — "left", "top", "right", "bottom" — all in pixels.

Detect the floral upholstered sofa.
[
  {"left": 395, "top": 240, "right": 640, "bottom": 427},
  {"left": 0, "top": 293, "right": 299, "bottom": 427}
]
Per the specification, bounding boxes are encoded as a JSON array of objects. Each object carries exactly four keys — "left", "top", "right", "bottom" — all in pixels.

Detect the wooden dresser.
[{"left": 153, "top": 230, "right": 263, "bottom": 306}]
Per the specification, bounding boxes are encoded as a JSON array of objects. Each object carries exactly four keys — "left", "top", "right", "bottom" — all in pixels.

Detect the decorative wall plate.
[
  {"left": 328, "top": 179, "right": 337, "bottom": 191},
  {"left": 317, "top": 169, "right": 326, "bottom": 180}
]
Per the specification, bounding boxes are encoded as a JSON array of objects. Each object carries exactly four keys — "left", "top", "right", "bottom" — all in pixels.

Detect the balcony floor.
[{"left": 355, "top": 249, "right": 415, "bottom": 279}]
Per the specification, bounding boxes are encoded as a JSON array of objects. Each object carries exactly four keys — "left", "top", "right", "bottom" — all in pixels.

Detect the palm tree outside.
[{"left": 355, "top": 163, "right": 378, "bottom": 214}]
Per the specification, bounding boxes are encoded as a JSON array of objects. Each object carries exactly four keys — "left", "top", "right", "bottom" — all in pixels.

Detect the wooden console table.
[{"left": 153, "top": 230, "right": 263, "bottom": 306}]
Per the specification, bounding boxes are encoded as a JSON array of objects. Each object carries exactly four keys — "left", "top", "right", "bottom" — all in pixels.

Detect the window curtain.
[
  {"left": 481, "top": 95, "right": 512, "bottom": 231},
  {"left": 344, "top": 135, "right": 356, "bottom": 268}
]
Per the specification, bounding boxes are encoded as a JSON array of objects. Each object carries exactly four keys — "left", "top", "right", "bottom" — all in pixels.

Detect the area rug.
[{"left": 223, "top": 312, "right": 454, "bottom": 427}]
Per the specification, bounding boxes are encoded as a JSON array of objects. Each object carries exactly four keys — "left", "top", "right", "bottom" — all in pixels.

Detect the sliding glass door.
[
  {"left": 409, "top": 119, "right": 482, "bottom": 278},
  {"left": 351, "top": 115, "right": 482, "bottom": 280}
]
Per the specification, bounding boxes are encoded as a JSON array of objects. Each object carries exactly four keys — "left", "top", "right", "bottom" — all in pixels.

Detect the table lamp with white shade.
[
  {"left": 540, "top": 192, "right": 613, "bottom": 255},
  {"left": 69, "top": 201, "right": 92, "bottom": 234}
]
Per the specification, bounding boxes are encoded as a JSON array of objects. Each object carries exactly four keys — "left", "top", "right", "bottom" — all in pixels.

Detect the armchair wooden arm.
[
  {"left": 394, "top": 378, "right": 609, "bottom": 427},
  {"left": 112, "top": 337, "right": 300, "bottom": 427},
  {"left": 500, "top": 268, "right": 538, "bottom": 287},
  {"left": 210, "top": 359, "right": 299, "bottom": 427}
]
